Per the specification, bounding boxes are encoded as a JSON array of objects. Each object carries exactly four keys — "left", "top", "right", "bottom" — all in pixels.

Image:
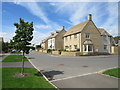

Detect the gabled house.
[
  {"left": 98, "top": 28, "right": 115, "bottom": 53},
  {"left": 63, "top": 14, "right": 113, "bottom": 54},
  {"left": 41, "top": 37, "right": 50, "bottom": 50},
  {"left": 48, "top": 26, "right": 66, "bottom": 50}
]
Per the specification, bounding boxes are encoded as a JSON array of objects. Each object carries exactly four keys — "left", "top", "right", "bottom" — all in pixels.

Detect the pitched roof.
[
  {"left": 42, "top": 36, "right": 50, "bottom": 43},
  {"left": 98, "top": 28, "right": 112, "bottom": 36},
  {"left": 64, "top": 20, "right": 89, "bottom": 36},
  {"left": 42, "top": 29, "right": 65, "bottom": 43}
]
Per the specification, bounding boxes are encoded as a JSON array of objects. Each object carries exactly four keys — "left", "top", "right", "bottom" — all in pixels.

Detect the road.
[{"left": 26, "top": 51, "right": 118, "bottom": 88}]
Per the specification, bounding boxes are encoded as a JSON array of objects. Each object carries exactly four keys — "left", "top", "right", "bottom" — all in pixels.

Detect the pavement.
[
  {"left": 2, "top": 61, "right": 33, "bottom": 68},
  {"left": 52, "top": 73, "right": 118, "bottom": 88},
  {"left": 1, "top": 54, "right": 33, "bottom": 68},
  {"left": 26, "top": 51, "right": 119, "bottom": 88}
]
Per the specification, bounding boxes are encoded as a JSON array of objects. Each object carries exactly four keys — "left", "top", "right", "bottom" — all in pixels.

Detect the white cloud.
[
  {"left": 34, "top": 24, "right": 50, "bottom": 29},
  {"left": 0, "top": 31, "right": 15, "bottom": 42},
  {"left": 31, "top": 30, "right": 50, "bottom": 44},
  {"left": 51, "top": 2, "right": 118, "bottom": 36}
]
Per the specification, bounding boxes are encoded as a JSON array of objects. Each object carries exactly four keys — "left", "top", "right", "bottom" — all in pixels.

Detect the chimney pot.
[
  {"left": 88, "top": 14, "right": 92, "bottom": 21},
  {"left": 62, "top": 26, "right": 65, "bottom": 30}
]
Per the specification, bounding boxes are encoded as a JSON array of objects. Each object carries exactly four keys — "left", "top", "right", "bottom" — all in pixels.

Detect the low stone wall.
[
  {"left": 61, "top": 52, "right": 81, "bottom": 56},
  {"left": 39, "top": 49, "right": 42, "bottom": 52},
  {"left": 42, "top": 50, "right": 47, "bottom": 53},
  {"left": 52, "top": 51, "right": 59, "bottom": 55},
  {"left": 38, "top": 49, "right": 47, "bottom": 53}
]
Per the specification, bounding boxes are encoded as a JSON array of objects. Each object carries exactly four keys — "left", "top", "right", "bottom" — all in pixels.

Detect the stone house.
[
  {"left": 98, "top": 28, "right": 115, "bottom": 53},
  {"left": 41, "top": 26, "right": 66, "bottom": 50},
  {"left": 41, "top": 37, "right": 50, "bottom": 50},
  {"left": 48, "top": 26, "right": 66, "bottom": 50},
  {"left": 63, "top": 14, "right": 114, "bottom": 54}
]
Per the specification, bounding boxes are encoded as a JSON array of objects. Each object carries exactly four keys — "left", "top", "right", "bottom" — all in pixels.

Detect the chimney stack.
[
  {"left": 62, "top": 26, "right": 65, "bottom": 30},
  {"left": 88, "top": 14, "right": 92, "bottom": 21}
]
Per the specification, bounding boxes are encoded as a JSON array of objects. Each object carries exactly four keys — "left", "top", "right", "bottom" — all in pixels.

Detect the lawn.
[
  {"left": 2, "top": 67, "right": 56, "bottom": 88},
  {"left": 103, "top": 68, "right": 120, "bottom": 78},
  {"left": 2, "top": 55, "right": 28, "bottom": 62}
]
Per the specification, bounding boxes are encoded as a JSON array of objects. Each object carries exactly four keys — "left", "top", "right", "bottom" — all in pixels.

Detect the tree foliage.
[
  {"left": 13, "top": 18, "right": 34, "bottom": 74},
  {"left": 114, "top": 36, "right": 120, "bottom": 44},
  {"left": 13, "top": 18, "right": 34, "bottom": 54}
]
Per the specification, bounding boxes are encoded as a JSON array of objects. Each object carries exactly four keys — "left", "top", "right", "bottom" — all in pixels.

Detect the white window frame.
[
  {"left": 83, "top": 45, "right": 93, "bottom": 52},
  {"left": 74, "top": 45, "right": 77, "bottom": 49},
  {"left": 70, "top": 35, "right": 71, "bottom": 40},
  {"left": 70, "top": 45, "right": 72, "bottom": 50},
  {"left": 104, "top": 45, "right": 107, "bottom": 50},
  {"left": 85, "top": 33, "right": 90, "bottom": 39},
  {"left": 74, "top": 34, "right": 77, "bottom": 39}
]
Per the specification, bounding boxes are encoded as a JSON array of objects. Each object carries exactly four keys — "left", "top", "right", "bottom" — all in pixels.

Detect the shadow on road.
[
  {"left": 28, "top": 57, "right": 35, "bottom": 59},
  {"left": 42, "top": 70, "right": 64, "bottom": 81}
]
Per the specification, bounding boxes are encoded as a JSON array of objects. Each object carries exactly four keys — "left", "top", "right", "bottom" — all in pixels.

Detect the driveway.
[{"left": 26, "top": 51, "right": 118, "bottom": 88}]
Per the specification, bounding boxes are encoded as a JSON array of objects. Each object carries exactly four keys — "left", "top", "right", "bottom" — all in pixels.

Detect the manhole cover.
[
  {"left": 40, "top": 70, "right": 44, "bottom": 72},
  {"left": 82, "top": 65, "right": 88, "bottom": 67}
]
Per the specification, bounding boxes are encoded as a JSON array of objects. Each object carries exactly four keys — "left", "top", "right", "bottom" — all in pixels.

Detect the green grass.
[
  {"left": 103, "top": 68, "right": 120, "bottom": 78},
  {"left": 2, "top": 55, "right": 28, "bottom": 62},
  {"left": 2, "top": 67, "right": 56, "bottom": 88}
]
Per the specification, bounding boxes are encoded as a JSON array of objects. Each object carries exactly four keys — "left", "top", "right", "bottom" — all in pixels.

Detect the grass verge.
[
  {"left": 102, "top": 68, "right": 120, "bottom": 78},
  {"left": 2, "top": 67, "right": 56, "bottom": 88},
  {"left": 2, "top": 55, "right": 28, "bottom": 62}
]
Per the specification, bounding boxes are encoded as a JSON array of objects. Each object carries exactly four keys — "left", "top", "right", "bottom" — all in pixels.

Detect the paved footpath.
[
  {"left": 26, "top": 51, "right": 118, "bottom": 88},
  {"left": 2, "top": 61, "right": 33, "bottom": 68}
]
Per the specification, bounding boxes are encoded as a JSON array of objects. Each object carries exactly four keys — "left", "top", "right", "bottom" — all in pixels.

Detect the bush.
[
  {"left": 47, "top": 49, "right": 52, "bottom": 53},
  {"left": 76, "top": 49, "right": 80, "bottom": 51},
  {"left": 58, "top": 49, "right": 67, "bottom": 54}
]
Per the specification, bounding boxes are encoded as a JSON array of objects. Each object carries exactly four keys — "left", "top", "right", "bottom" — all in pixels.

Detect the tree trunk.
[{"left": 21, "top": 51, "right": 24, "bottom": 75}]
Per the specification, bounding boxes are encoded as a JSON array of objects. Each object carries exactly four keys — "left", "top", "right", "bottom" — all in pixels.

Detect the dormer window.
[
  {"left": 74, "top": 34, "right": 77, "bottom": 39},
  {"left": 85, "top": 33, "right": 90, "bottom": 38},
  {"left": 70, "top": 35, "right": 71, "bottom": 40}
]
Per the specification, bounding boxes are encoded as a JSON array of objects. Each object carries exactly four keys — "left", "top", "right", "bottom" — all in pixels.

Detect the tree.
[
  {"left": 13, "top": 18, "right": 34, "bottom": 75},
  {"left": 113, "top": 36, "right": 120, "bottom": 44},
  {"left": 2, "top": 42, "right": 9, "bottom": 53}
]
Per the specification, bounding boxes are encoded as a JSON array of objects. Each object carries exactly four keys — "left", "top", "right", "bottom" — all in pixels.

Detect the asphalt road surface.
[{"left": 26, "top": 51, "right": 118, "bottom": 88}]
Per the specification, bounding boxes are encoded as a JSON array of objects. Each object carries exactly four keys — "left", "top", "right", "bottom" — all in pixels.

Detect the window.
[
  {"left": 65, "top": 37, "right": 67, "bottom": 41},
  {"left": 74, "top": 34, "right": 77, "bottom": 39},
  {"left": 104, "top": 45, "right": 107, "bottom": 50},
  {"left": 74, "top": 45, "right": 77, "bottom": 49},
  {"left": 85, "top": 33, "right": 90, "bottom": 38},
  {"left": 65, "top": 46, "right": 68, "bottom": 49},
  {"left": 84, "top": 45, "right": 87, "bottom": 51},
  {"left": 103, "top": 35, "right": 107, "bottom": 40},
  {"left": 84, "top": 45, "right": 93, "bottom": 52},
  {"left": 70, "top": 35, "right": 71, "bottom": 40},
  {"left": 88, "top": 45, "right": 92, "bottom": 51},
  {"left": 70, "top": 45, "right": 72, "bottom": 50}
]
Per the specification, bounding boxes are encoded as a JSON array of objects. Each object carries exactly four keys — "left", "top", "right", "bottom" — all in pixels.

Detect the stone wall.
[
  {"left": 61, "top": 52, "right": 81, "bottom": 56},
  {"left": 52, "top": 51, "right": 59, "bottom": 55}
]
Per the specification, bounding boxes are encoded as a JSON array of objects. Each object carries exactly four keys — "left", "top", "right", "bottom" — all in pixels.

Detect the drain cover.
[
  {"left": 40, "top": 70, "right": 44, "bottom": 72},
  {"left": 82, "top": 65, "right": 88, "bottom": 67}
]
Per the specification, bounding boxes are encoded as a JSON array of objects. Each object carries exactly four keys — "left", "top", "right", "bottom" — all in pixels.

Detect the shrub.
[
  {"left": 76, "top": 49, "right": 80, "bottom": 51},
  {"left": 47, "top": 49, "right": 52, "bottom": 53}
]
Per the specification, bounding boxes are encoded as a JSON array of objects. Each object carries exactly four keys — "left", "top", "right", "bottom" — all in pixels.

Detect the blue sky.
[{"left": 1, "top": 1, "right": 118, "bottom": 44}]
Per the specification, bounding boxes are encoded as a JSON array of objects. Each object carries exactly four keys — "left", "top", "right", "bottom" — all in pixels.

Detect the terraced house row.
[{"left": 41, "top": 14, "right": 115, "bottom": 54}]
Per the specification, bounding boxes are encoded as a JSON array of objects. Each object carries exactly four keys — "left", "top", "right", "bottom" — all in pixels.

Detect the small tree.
[{"left": 13, "top": 18, "right": 34, "bottom": 75}]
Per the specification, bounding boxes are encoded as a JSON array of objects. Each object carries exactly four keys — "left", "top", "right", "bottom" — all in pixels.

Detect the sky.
[{"left": 1, "top": 1, "right": 118, "bottom": 44}]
